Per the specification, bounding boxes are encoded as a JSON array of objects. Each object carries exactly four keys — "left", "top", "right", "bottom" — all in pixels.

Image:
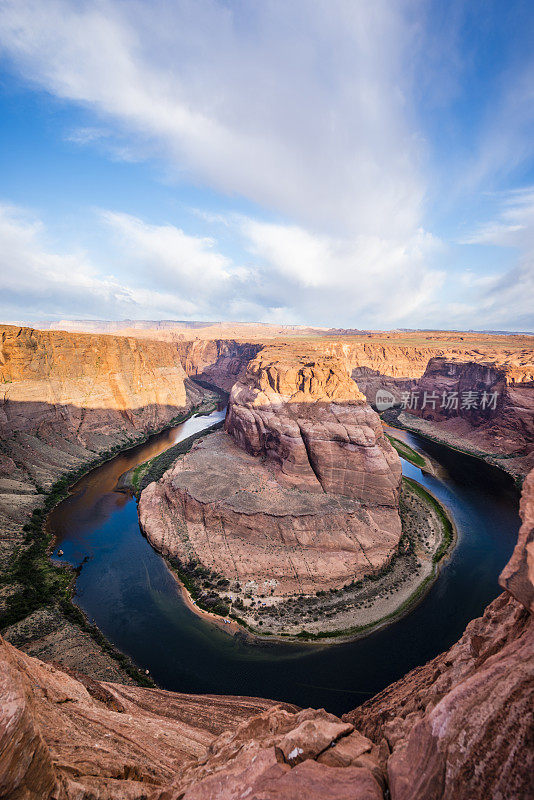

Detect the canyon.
[
  {"left": 0, "top": 322, "right": 533, "bottom": 798},
  {"left": 1, "top": 468, "right": 532, "bottom": 799},
  {"left": 393, "top": 356, "right": 534, "bottom": 477},
  {"left": 0, "top": 325, "right": 207, "bottom": 679},
  {"left": 138, "top": 347, "right": 405, "bottom": 631}
]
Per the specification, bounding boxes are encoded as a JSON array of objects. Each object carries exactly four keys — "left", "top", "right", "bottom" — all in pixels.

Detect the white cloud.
[
  {"left": 432, "top": 189, "right": 534, "bottom": 330},
  {"left": 238, "top": 216, "right": 444, "bottom": 324},
  {"left": 0, "top": 0, "right": 424, "bottom": 238},
  {"left": 0, "top": 203, "right": 238, "bottom": 321},
  {"left": 0, "top": 1, "right": 532, "bottom": 330},
  {"left": 460, "top": 187, "right": 534, "bottom": 249},
  {"left": 0, "top": 201, "right": 446, "bottom": 328},
  {"left": 1, "top": 199, "right": 532, "bottom": 331},
  {"left": 100, "top": 210, "right": 244, "bottom": 290}
]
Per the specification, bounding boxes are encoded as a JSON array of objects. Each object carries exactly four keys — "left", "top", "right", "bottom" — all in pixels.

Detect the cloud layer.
[
  {"left": 0, "top": 0, "right": 424, "bottom": 237},
  {"left": 0, "top": 0, "right": 533, "bottom": 329}
]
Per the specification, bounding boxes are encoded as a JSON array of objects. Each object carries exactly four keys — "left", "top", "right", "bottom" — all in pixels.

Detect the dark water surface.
[{"left": 50, "top": 411, "right": 520, "bottom": 716}]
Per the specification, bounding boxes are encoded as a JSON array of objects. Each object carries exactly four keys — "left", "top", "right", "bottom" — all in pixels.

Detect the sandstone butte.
[
  {"left": 138, "top": 347, "right": 403, "bottom": 600},
  {"left": 170, "top": 334, "right": 534, "bottom": 478},
  {"left": 0, "top": 323, "right": 533, "bottom": 798},
  {"left": 1, "top": 469, "right": 533, "bottom": 799}
]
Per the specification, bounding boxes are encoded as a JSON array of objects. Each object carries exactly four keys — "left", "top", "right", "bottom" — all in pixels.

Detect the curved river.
[{"left": 49, "top": 407, "right": 520, "bottom": 717}]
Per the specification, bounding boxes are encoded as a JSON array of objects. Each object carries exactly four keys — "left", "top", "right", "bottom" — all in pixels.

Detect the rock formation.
[
  {"left": 500, "top": 467, "right": 534, "bottom": 612},
  {"left": 0, "top": 324, "right": 533, "bottom": 797},
  {"left": 0, "top": 325, "right": 202, "bottom": 543},
  {"left": 0, "top": 325, "right": 201, "bottom": 445},
  {"left": 225, "top": 346, "right": 401, "bottom": 504},
  {"left": 176, "top": 338, "right": 262, "bottom": 391},
  {"left": 1, "top": 469, "right": 533, "bottom": 799},
  {"left": 0, "top": 632, "right": 298, "bottom": 799},
  {"left": 399, "top": 356, "right": 534, "bottom": 477},
  {"left": 139, "top": 347, "right": 402, "bottom": 606},
  {"left": 343, "top": 468, "right": 534, "bottom": 800},
  {"left": 139, "top": 430, "right": 402, "bottom": 598},
  {"left": 0, "top": 325, "right": 204, "bottom": 676}
]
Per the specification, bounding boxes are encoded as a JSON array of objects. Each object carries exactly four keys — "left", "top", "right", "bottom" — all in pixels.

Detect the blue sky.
[{"left": 0, "top": 0, "right": 533, "bottom": 330}]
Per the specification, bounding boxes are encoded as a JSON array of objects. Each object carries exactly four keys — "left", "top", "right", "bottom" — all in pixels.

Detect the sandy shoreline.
[{"left": 156, "top": 477, "right": 457, "bottom": 646}]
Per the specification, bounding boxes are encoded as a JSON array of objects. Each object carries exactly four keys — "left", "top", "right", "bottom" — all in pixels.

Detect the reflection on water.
[{"left": 49, "top": 410, "right": 520, "bottom": 716}]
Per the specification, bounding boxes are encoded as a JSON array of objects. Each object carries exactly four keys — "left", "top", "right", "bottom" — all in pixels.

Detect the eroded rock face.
[
  {"left": 177, "top": 338, "right": 263, "bottom": 391},
  {"left": 163, "top": 706, "right": 385, "bottom": 800},
  {"left": 408, "top": 358, "right": 507, "bottom": 424},
  {"left": 139, "top": 431, "right": 402, "bottom": 597},
  {"left": 139, "top": 347, "right": 402, "bottom": 601},
  {"left": 0, "top": 324, "right": 201, "bottom": 512},
  {"left": 0, "top": 638, "right": 56, "bottom": 799},
  {"left": 0, "top": 324, "right": 202, "bottom": 675},
  {"left": 0, "top": 325, "right": 200, "bottom": 445},
  {"left": 400, "top": 357, "right": 534, "bottom": 477},
  {"left": 343, "top": 465, "right": 534, "bottom": 800},
  {"left": 500, "top": 467, "right": 534, "bottom": 613},
  {"left": 0, "top": 631, "right": 385, "bottom": 800},
  {"left": 0, "top": 634, "right": 298, "bottom": 800},
  {"left": 225, "top": 346, "right": 401, "bottom": 505}
]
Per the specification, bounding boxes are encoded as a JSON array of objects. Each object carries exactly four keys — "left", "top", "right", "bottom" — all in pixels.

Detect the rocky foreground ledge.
[{"left": 2, "top": 470, "right": 533, "bottom": 799}]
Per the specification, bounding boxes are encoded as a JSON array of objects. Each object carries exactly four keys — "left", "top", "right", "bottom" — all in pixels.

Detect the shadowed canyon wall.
[
  {"left": 398, "top": 357, "right": 534, "bottom": 477},
  {"left": 0, "top": 323, "right": 533, "bottom": 799},
  {"left": 0, "top": 325, "right": 204, "bottom": 676},
  {"left": 176, "top": 338, "right": 263, "bottom": 391}
]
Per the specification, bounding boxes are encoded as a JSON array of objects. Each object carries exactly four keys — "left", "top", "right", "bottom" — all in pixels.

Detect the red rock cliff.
[
  {"left": 3, "top": 470, "right": 534, "bottom": 799},
  {"left": 138, "top": 346, "right": 402, "bottom": 602},
  {"left": 225, "top": 345, "right": 401, "bottom": 505},
  {"left": 400, "top": 356, "right": 534, "bottom": 476},
  {"left": 0, "top": 324, "right": 202, "bottom": 595},
  {"left": 176, "top": 338, "right": 263, "bottom": 391},
  {"left": 343, "top": 468, "right": 534, "bottom": 800}
]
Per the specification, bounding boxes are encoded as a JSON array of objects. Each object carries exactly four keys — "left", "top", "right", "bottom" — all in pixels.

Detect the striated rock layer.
[
  {"left": 0, "top": 324, "right": 203, "bottom": 676},
  {"left": 0, "top": 633, "right": 301, "bottom": 800},
  {"left": 500, "top": 467, "right": 534, "bottom": 613},
  {"left": 343, "top": 467, "right": 534, "bottom": 800},
  {"left": 177, "top": 338, "right": 263, "bottom": 391},
  {"left": 225, "top": 346, "right": 401, "bottom": 504},
  {"left": 401, "top": 356, "right": 534, "bottom": 477},
  {"left": 0, "top": 325, "right": 202, "bottom": 552},
  {"left": 139, "top": 347, "right": 402, "bottom": 600},
  {"left": 0, "top": 324, "right": 201, "bottom": 443},
  {"left": 139, "top": 431, "right": 402, "bottom": 597}
]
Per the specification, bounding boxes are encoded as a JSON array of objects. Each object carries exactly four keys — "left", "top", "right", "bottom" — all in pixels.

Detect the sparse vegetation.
[
  {"left": 386, "top": 433, "right": 427, "bottom": 468},
  {"left": 220, "top": 476, "right": 455, "bottom": 642},
  {"left": 167, "top": 556, "right": 231, "bottom": 617},
  {"left": 403, "top": 476, "right": 454, "bottom": 563}
]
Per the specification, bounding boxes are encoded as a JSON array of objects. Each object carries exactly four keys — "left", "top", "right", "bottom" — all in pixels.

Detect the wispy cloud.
[
  {"left": 0, "top": 203, "right": 236, "bottom": 321},
  {"left": 0, "top": 0, "right": 424, "bottom": 237},
  {"left": 0, "top": 1, "right": 532, "bottom": 330},
  {"left": 460, "top": 187, "right": 534, "bottom": 248}
]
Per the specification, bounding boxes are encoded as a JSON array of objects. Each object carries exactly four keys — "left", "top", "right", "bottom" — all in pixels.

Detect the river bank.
[
  {"left": 155, "top": 472, "right": 456, "bottom": 645},
  {"left": 131, "top": 413, "right": 457, "bottom": 644},
  {"left": 29, "top": 400, "right": 519, "bottom": 714},
  {"left": 384, "top": 408, "right": 529, "bottom": 486}
]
